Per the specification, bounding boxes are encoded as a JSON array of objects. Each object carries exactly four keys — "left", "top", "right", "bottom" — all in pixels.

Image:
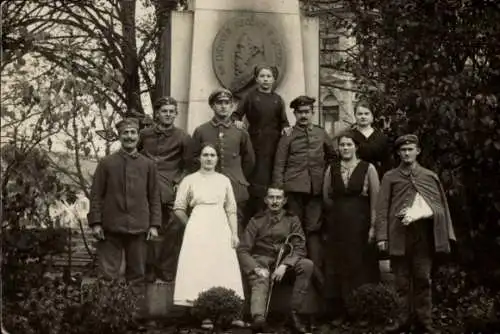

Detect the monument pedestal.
[{"left": 169, "top": 1, "right": 319, "bottom": 133}]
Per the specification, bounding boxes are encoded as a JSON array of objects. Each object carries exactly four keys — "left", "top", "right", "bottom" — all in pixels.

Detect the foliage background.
[{"left": 2, "top": 0, "right": 500, "bottom": 332}]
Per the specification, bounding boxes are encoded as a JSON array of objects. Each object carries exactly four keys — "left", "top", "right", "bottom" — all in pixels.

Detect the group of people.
[{"left": 88, "top": 64, "right": 456, "bottom": 334}]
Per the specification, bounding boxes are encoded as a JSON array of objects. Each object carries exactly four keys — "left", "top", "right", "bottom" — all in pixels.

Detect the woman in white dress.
[{"left": 173, "top": 143, "right": 244, "bottom": 306}]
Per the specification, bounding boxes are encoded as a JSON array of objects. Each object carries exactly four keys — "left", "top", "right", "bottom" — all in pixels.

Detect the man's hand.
[
  {"left": 377, "top": 241, "right": 388, "bottom": 252},
  {"left": 254, "top": 267, "right": 270, "bottom": 278},
  {"left": 92, "top": 225, "right": 105, "bottom": 241},
  {"left": 398, "top": 207, "right": 417, "bottom": 226},
  {"left": 234, "top": 120, "right": 246, "bottom": 130},
  {"left": 147, "top": 227, "right": 159, "bottom": 241},
  {"left": 272, "top": 264, "right": 288, "bottom": 282},
  {"left": 281, "top": 126, "right": 293, "bottom": 136}
]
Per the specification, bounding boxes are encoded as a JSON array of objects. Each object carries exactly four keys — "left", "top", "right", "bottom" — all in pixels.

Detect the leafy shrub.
[
  {"left": 77, "top": 279, "right": 141, "bottom": 334},
  {"left": 191, "top": 287, "right": 243, "bottom": 331},
  {"left": 345, "top": 283, "right": 400, "bottom": 325},
  {"left": 3, "top": 276, "right": 140, "bottom": 334},
  {"left": 2, "top": 227, "right": 69, "bottom": 301}
]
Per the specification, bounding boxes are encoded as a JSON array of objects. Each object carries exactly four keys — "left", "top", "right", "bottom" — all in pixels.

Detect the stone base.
[{"left": 145, "top": 281, "right": 175, "bottom": 318}]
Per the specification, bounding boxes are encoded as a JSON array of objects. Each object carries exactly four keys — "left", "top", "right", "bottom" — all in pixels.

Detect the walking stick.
[{"left": 264, "top": 233, "right": 305, "bottom": 318}]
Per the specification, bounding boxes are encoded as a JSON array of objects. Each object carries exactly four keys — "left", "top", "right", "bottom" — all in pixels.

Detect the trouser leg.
[
  {"left": 237, "top": 200, "right": 248, "bottom": 237},
  {"left": 248, "top": 272, "right": 270, "bottom": 318},
  {"left": 157, "top": 204, "right": 185, "bottom": 281},
  {"left": 391, "top": 255, "right": 412, "bottom": 324},
  {"left": 286, "top": 192, "right": 304, "bottom": 222},
  {"left": 304, "top": 196, "right": 324, "bottom": 287},
  {"left": 97, "top": 232, "right": 124, "bottom": 280},
  {"left": 291, "top": 258, "right": 314, "bottom": 312},
  {"left": 411, "top": 220, "right": 434, "bottom": 326},
  {"left": 124, "top": 233, "right": 147, "bottom": 285}
]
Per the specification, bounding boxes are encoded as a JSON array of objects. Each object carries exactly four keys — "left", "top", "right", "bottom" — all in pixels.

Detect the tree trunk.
[
  {"left": 153, "top": 1, "right": 177, "bottom": 103},
  {"left": 118, "top": 0, "right": 143, "bottom": 114}
]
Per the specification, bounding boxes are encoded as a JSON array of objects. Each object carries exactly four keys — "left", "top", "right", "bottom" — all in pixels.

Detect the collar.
[
  {"left": 119, "top": 148, "right": 140, "bottom": 159},
  {"left": 210, "top": 117, "right": 232, "bottom": 128},
  {"left": 294, "top": 123, "right": 314, "bottom": 132},
  {"left": 154, "top": 124, "right": 174, "bottom": 135},
  {"left": 267, "top": 209, "right": 285, "bottom": 222},
  {"left": 398, "top": 162, "right": 421, "bottom": 177}
]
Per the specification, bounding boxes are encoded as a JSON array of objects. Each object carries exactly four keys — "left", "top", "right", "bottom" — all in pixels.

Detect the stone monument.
[{"left": 169, "top": 0, "right": 320, "bottom": 133}]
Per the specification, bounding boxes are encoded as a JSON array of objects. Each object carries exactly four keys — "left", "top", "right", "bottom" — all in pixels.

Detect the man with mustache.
[
  {"left": 139, "top": 96, "right": 192, "bottom": 282},
  {"left": 88, "top": 117, "right": 161, "bottom": 284},
  {"left": 238, "top": 187, "right": 313, "bottom": 333},
  {"left": 375, "top": 134, "right": 456, "bottom": 334},
  {"left": 272, "top": 95, "right": 336, "bottom": 290}
]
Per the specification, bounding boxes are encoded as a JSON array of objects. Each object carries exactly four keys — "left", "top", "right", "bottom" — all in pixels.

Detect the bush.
[
  {"left": 3, "top": 276, "right": 140, "bottom": 334},
  {"left": 345, "top": 283, "right": 401, "bottom": 325},
  {"left": 191, "top": 287, "right": 244, "bottom": 332},
  {"left": 2, "top": 227, "right": 69, "bottom": 301}
]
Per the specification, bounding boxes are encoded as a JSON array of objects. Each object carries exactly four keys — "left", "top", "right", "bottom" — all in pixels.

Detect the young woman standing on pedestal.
[{"left": 233, "top": 65, "right": 292, "bottom": 221}]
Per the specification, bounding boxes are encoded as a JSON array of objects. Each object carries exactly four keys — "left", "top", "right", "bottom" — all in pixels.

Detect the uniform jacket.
[
  {"left": 273, "top": 124, "right": 336, "bottom": 195},
  {"left": 237, "top": 210, "right": 307, "bottom": 275},
  {"left": 88, "top": 150, "right": 161, "bottom": 234},
  {"left": 375, "top": 163, "right": 456, "bottom": 255},
  {"left": 191, "top": 117, "right": 255, "bottom": 202},
  {"left": 139, "top": 125, "right": 191, "bottom": 204}
]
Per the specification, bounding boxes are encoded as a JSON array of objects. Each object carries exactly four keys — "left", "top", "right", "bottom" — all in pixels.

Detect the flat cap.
[
  {"left": 290, "top": 95, "right": 316, "bottom": 110},
  {"left": 154, "top": 96, "right": 177, "bottom": 109},
  {"left": 395, "top": 134, "right": 419, "bottom": 148},
  {"left": 115, "top": 117, "right": 140, "bottom": 133},
  {"left": 208, "top": 88, "right": 233, "bottom": 105}
]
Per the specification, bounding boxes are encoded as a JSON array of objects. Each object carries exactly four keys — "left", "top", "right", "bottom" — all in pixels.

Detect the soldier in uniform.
[
  {"left": 139, "top": 96, "right": 192, "bottom": 282},
  {"left": 238, "top": 187, "right": 313, "bottom": 333},
  {"left": 88, "top": 117, "right": 161, "bottom": 284},
  {"left": 272, "top": 95, "right": 336, "bottom": 287},
  {"left": 375, "top": 134, "right": 456, "bottom": 334},
  {"left": 191, "top": 88, "right": 255, "bottom": 232}
]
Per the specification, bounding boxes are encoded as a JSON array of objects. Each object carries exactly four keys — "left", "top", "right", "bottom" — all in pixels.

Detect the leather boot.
[
  {"left": 290, "top": 311, "right": 308, "bottom": 333},
  {"left": 251, "top": 315, "right": 266, "bottom": 333}
]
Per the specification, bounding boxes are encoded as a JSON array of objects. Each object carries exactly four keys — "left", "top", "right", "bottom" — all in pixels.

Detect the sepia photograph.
[{"left": 1, "top": 0, "right": 499, "bottom": 333}]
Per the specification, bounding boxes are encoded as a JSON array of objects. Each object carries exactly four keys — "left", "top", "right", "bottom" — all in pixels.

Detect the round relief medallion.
[{"left": 212, "top": 15, "right": 286, "bottom": 93}]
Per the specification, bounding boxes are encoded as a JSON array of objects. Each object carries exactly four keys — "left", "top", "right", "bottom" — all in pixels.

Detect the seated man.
[{"left": 238, "top": 187, "right": 313, "bottom": 333}]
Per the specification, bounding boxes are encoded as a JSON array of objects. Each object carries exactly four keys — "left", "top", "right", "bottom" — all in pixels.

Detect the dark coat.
[
  {"left": 88, "top": 150, "right": 161, "bottom": 234},
  {"left": 273, "top": 124, "right": 336, "bottom": 195},
  {"left": 375, "top": 163, "right": 456, "bottom": 255},
  {"left": 237, "top": 210, "right": 307, "bottom": 274},
  {"left": 139, "top": 125, "right": 192, "bottom": 204},
  {"left": 191, "top": 118, "right": 255, "bottom": 202}
]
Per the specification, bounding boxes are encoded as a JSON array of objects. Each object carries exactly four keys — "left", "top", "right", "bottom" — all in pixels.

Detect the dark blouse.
[
  {"left": 232, "top": 88, "right": 289, "bottom": 136},
  {"left": 351, "top": 128, "right": 392, "bottom": 178}
]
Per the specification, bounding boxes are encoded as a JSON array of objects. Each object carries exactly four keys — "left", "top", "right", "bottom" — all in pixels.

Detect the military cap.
[
  {"left": 290, "top": 95, "right": 316, "bottom": 110},
  {"left": 115, "top": 117, "right": 140, "bottom": 133},
  {"left": 395, "top": 134, "right": 419, "bottom": 148},
  {"left": 208, "top": 88, "right": 233, "bottom": 106},
  {"left": 154, "top": 96, "right": 177, "bottom": 110}
]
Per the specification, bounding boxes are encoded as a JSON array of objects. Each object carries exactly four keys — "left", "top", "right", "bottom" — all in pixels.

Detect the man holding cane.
[
  {"left": 238, "top": 187, "right": 313, "bottom": 333},
  {"left": 375, "top": 134, "right": 455, "bottom": 334}
]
